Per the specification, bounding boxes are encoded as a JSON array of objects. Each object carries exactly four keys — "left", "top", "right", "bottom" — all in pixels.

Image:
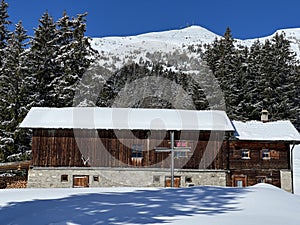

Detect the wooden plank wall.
[
  {"left": 32, "top": 129, "right": 228, "bottom": 170},
  {"left": 229, "top": 141, "right": 290, "bottom": 170},
  {"left": 228, "top": 169, "right": 281, "bottom": 187},
  {"left": 227, "top": 141, "right": 290, "bottom": 187}
]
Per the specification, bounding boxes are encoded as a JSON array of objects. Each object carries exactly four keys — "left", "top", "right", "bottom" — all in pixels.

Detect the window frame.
[
  {"left": 131, "top": 143, "right": 143, "bottom": 158},
  {"left": 93, "top": 175, "right": 99, "bottom": 182},
  {"left": 61, "top": 174, "right": 68, "bottom": 182},
  {"left": 241, "top": 149, "right": 250, "bottom": 159},
  {"left": 262, "top": 149, "right": 271, "bottom": 160},
  {"left": 257, "top": 176, "right": 266, "bottom": 183}
]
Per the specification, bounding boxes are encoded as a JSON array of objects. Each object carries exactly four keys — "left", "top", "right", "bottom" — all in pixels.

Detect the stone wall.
[
  {"left": 27, "top": 167, "right": 227, "bottom": 188},
  {"left": 280, "top": 170, "right": 292, "bottom": 192}
]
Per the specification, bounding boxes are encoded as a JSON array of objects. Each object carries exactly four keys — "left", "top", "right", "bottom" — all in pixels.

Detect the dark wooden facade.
[
  {"left": 30, "top": 128, "right": 295, "bottom": 189},
  {"left": 32, "top": 129, "right": 228, "bottom": 170},
  {"left": 227, "top": 140, "right": 291, "bottom": 188}
]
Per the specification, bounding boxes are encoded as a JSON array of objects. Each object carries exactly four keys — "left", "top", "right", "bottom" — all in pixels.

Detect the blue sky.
[{"left": 6, "top": 0, "right": 300, "bottom": 39}]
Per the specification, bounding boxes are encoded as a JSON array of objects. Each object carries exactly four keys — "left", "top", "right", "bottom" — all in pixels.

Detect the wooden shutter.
[{"left": 270, "top": 150, "right": 280, "bottom": 159}]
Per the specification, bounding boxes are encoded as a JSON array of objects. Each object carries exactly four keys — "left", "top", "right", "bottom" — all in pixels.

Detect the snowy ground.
[
  {"left": 0, "top": 145, "right": 299, "bottom": 225},
  {"left": 1, "top": 184, "right": 300, "bottom": 225}
]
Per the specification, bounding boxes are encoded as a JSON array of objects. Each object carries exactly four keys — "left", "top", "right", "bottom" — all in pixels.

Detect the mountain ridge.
[{"left": 90, "top": 25, "right": 300, "bottom": 72}]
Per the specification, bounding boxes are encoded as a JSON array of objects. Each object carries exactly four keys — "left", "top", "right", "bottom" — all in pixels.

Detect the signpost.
[{"left": 155, "top": 131, "right": 191, "bottom": 187}]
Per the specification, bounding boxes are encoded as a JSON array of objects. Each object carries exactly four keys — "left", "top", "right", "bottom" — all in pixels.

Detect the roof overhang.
[
  {"left": 232, "top": 120, "right": 300, "bottom": 142},
  {"left": 19, "top": 107, "right": 235, "bottom": 131}
]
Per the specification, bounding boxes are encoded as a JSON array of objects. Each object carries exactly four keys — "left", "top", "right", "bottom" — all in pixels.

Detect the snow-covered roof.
[
  {"left": 232, "top": 120, "right": 300, "bottom": 142},
  {"left": 19, "top": 107, "right": 234, "bottom": 131}
]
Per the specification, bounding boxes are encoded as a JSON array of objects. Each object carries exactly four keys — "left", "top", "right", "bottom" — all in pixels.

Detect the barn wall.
[
  {"left": 32, "top": 129, "right": 228, "bottom": 170},
  {"left": 26, "top": 167, "right": 227, "bottom": 188}
]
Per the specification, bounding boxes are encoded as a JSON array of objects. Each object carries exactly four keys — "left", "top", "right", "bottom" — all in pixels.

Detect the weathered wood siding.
[
  {"left": 227, "top": 141, "right": 290, "bottom": 188},
  {"left": 32, "top": 129, "right": 228, "bottom": 170}
]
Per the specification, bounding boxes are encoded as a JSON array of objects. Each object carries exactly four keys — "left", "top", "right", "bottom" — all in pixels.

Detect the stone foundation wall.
[
  {"left": 27, "top": 167, "right": 227, "bottom": 188},
  {"left": 280, "top": 170, "right": 292, "bottom": 192}
]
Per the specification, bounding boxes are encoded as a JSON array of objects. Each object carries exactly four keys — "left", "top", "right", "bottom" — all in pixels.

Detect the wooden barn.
[
  {"left": 20, "top": 107, "right": 234, "bottom": 188},
  {"left": 20, "top": 107, "right": 300, "bottom": 190},
  {"left": 229, "top": 120, "right": 300, "bottom": 192}
]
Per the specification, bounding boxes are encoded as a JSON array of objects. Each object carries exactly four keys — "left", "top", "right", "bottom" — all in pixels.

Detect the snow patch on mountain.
[
  {"left": 91, "top": 26, "right": 219, "bottom": 71},
  {"left": 90, "top": 25, "right": 300, "bottom": 72},
  {"left": 240, "top": 27, "right": 300, "bottom": 58},
  {"left": 92, "top": 25, "right": 218, "bottom": 53}
]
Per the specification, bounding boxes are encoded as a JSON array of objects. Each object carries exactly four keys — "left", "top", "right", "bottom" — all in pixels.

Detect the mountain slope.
[
  {"left": 90, "top": 25, "right": 300, "bottom": 72},
  {"left": 91, "top": 26, "right": 219, "bottom": 71}
]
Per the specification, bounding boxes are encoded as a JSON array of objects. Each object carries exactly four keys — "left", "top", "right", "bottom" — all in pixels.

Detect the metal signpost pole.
[
  {"left": 155, "top": 131, "right": 190, "bottom": 188},
  {"left": 170, "top": 131, "right": 175, "bottom": 188}
]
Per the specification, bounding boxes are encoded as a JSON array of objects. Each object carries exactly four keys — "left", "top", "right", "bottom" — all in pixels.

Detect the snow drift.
[{"left": 0, "top": 184, "right": 300, "bottom": 225}]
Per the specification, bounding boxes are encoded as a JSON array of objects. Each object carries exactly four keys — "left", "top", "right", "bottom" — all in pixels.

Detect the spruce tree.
[
  {"left": 27, "top": 11, "right": 58, "bottom": 107},
  {"left": 96, "top": 63, "right": 208, "bottom": 110},
  {"left": 259, "top": 33, "right": 298, "bottom": 122},
  {"left": 243, "top": 40, "right": 264, "bottom": 120},
  {"left": 0, "top": 21, "right": 30, "bottom": 161},
  {"left": 73, "top": 63, "right": 111, "bottom": 107},
  {"left": 55, "top": 12, "right": 96, "bottom": 107},
  {"left": 0, "top": 0, "right": 10, "bottom": 67},
  {"left": 203, "top": 27, "right": 241, "bottom": 118},
  {"left": 232, "top": 44, "right": 250, "bottom": 120}
]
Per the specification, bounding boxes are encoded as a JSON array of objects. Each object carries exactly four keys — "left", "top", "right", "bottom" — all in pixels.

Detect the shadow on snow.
[{"left": 0, "top": 186, "right": 248, "bottom": 225}]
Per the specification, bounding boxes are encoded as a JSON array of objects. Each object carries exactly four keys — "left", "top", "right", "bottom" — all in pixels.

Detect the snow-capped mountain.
[
  {"left": 91, "top": 26, "right": 219, "bottom": 71},
  {"left": 90, "top": 25, "right": 300, "bottom": 72},
  {"left": 239, "top": 27, "right": 300, "bottom": 58}
]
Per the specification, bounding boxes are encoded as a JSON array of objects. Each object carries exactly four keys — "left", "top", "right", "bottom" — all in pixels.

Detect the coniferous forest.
[
  {"left": 0, "top": 0, "right": 299, "bottom": 162},
  {"left": 0, "top": 1, "right": 97, "bottom": 161}
]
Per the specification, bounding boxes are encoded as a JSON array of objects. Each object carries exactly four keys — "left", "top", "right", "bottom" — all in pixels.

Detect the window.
[
  {"left": 241, "top": 149, "right": 250, "bottom": 159},
  {"left": 61, "top": 174, "right": 68, "bottom": 182},
  {"left": 93, "top": 176, "right": 99, "bottom": 182},
  {"left": 236, "top": 180, "right": 243, "bottom": 187},
  {"left": 131, "top": 144, "right": 143, "bottom": 158},
  {"left": 257, "top": 177, "right": 266, "bottom": 183},
  {"left": 262, "top": 149, "right": 270, "bottom": 159},
  {"left": 185, "top": 177, "right": 193, "bottom": 183},
  {"left": 153, "top": 176, "right": 160, "bottom": 183}
]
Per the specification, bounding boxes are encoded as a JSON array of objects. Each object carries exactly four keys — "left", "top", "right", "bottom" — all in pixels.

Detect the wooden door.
[
  {"left": 165, "top": 176, "right": 181, "bottom": 188},
  {"left": 73, "top": 175, "right": 89, "bottom": 188},
  {"left": 233, "top": 176, "right": 247, "bottom": 187}
]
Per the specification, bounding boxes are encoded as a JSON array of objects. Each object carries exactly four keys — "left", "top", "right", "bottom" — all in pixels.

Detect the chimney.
[{"left": 261, "top": 109, "right": 269, "bottom": 123}]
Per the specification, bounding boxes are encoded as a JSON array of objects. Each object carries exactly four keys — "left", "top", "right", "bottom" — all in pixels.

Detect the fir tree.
[
  {"left": 96, "top": 63, "right": 208, "bottom": 110},
  {"left": 0, "top": 21, "right": 30, "bottom": 161},
  {"left": 73, "top": 63, "right": 112, "bottom": 107},
  {"left": 27, "top": 11, "right": 58, "bottom": 107},
  {"left": 0, "top": 0, "right": 10, "bottom": 67},
  {"left": 243, "top": 40, "right": 264, "bottom": 120},
  {"left": 202, "top": 29, "right": 299, "bottom": 129},
  {"left": 55, "top": 12, "right": 97, "bottom": 107},
  {"left": 259, "top": 33, "right": 298, "bottom": 122},
  {"left": 203, "top": 27, "right": 241, "bottom": 118}
]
